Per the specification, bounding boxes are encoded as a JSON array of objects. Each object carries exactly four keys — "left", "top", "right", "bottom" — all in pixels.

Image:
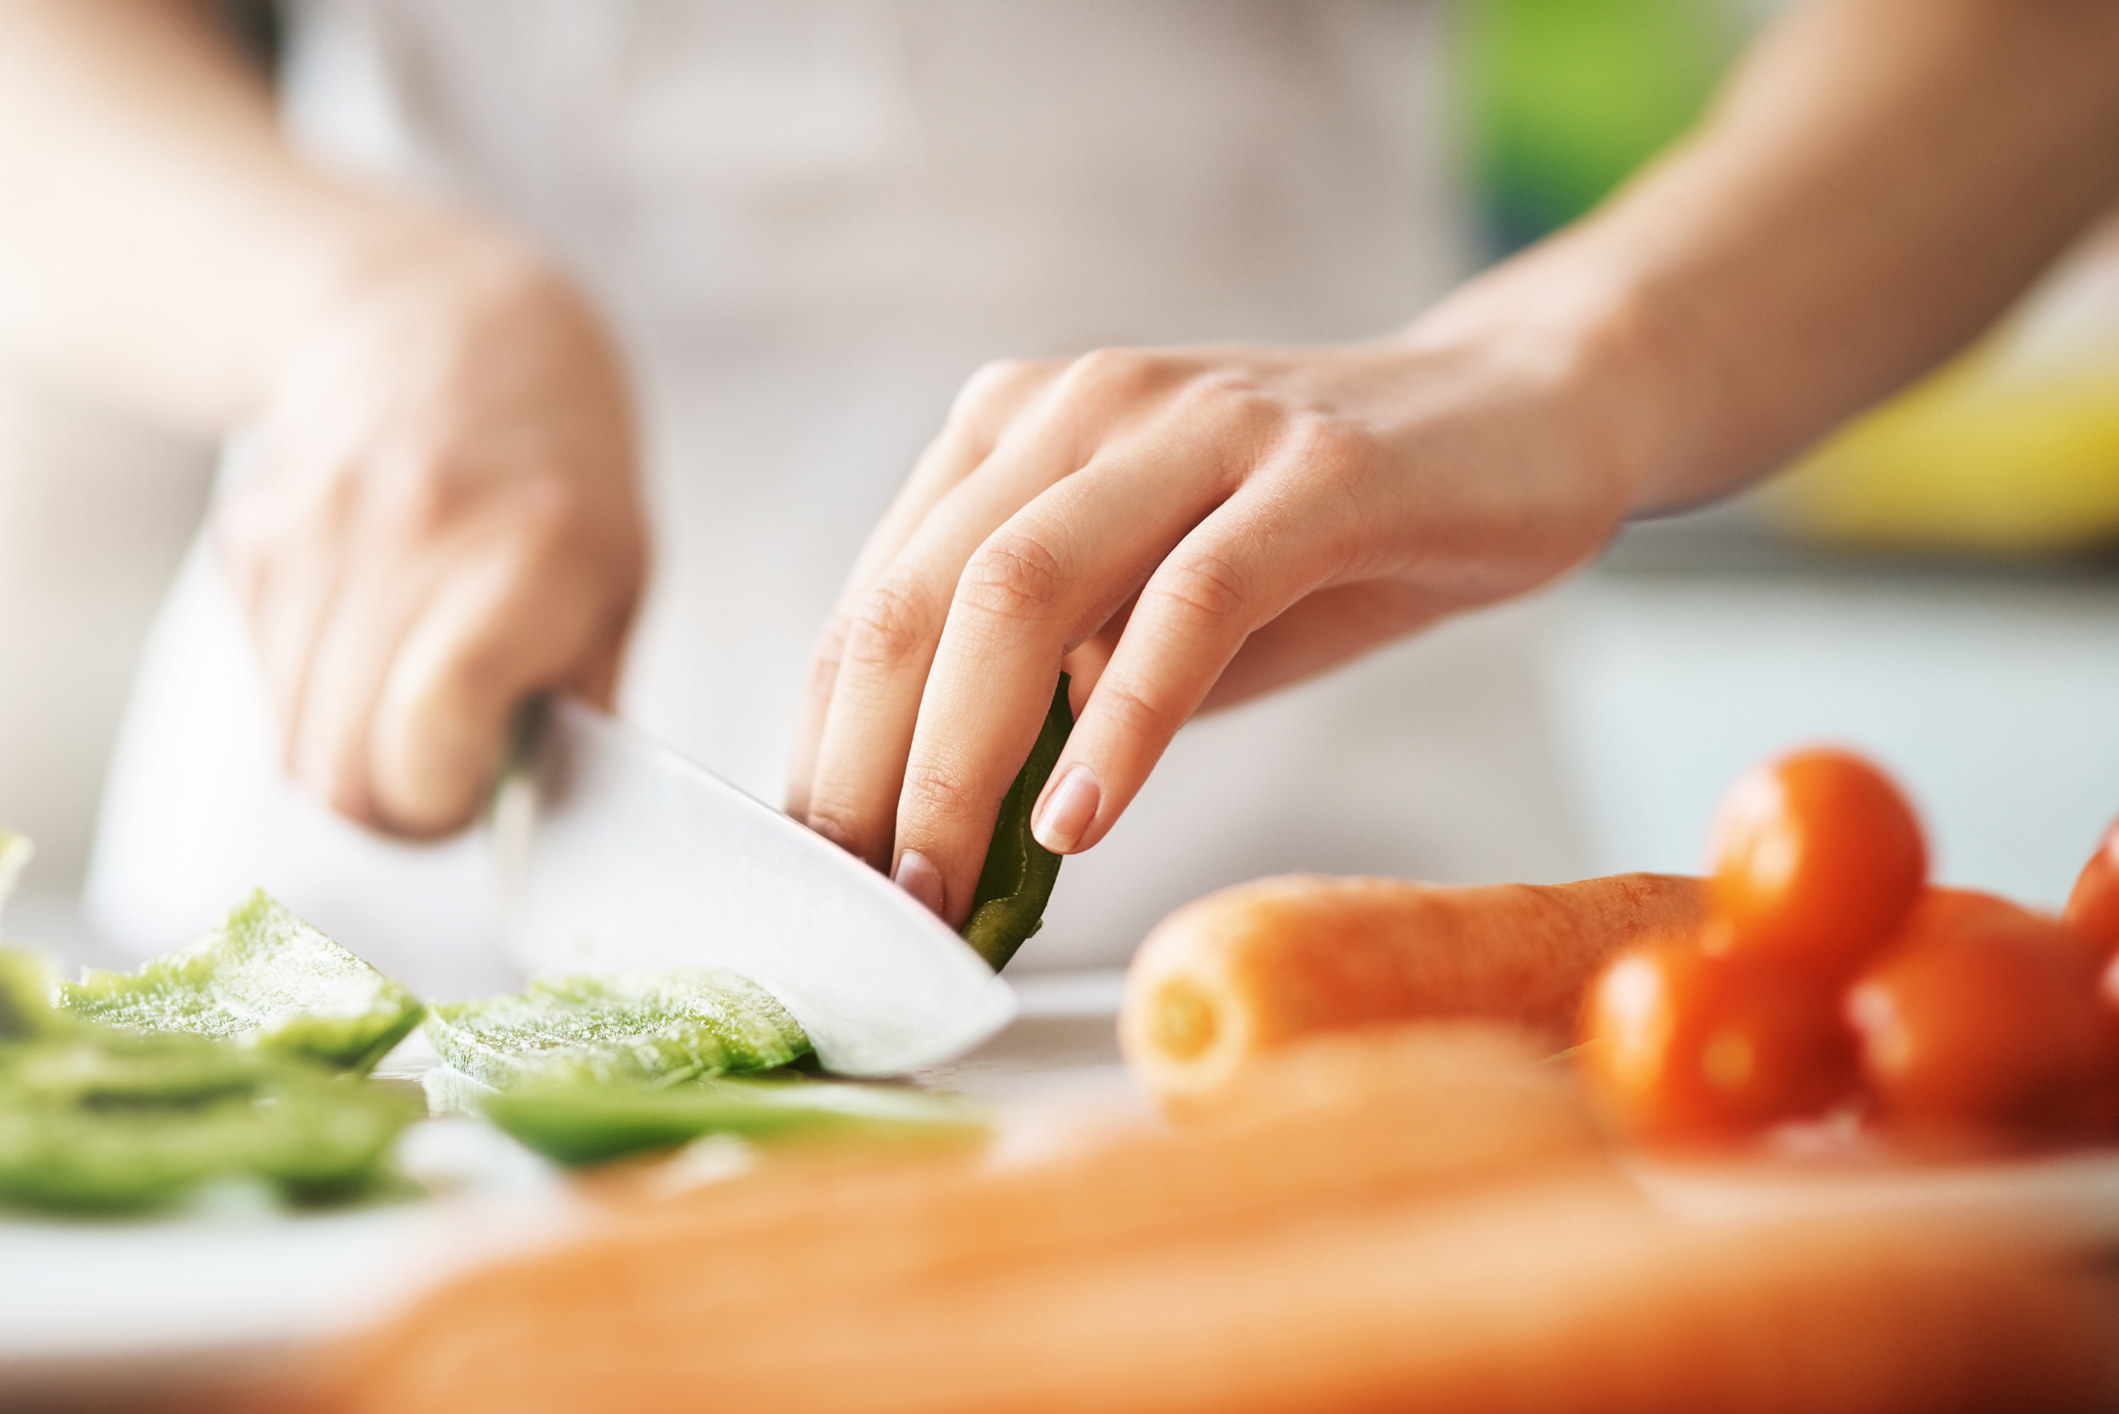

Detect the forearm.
[
  {"left": 1424, "top": 0, "right": 2119, "bottom": 515},
  {"left": 0, "top": 0, "right": 469, "bottom": 430}
]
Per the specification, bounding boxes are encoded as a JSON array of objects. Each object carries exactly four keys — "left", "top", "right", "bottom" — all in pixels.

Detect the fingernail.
[
  {"left": 1033, "top": 764, "right": 1100, "bottom": 854},
  {"left": 894, "top": 848, "right": 945, "bottom": 917}
]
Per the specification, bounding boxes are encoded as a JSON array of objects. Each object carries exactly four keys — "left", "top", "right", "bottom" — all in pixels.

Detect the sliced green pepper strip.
[
  {"left": 426, "top": 971, "right": 811, "bottom": 1091},
  {"left": 0, "top": 1029, "right": 419, "bottom": 1213},
  {"left": 481, "top": 1073, "right": 986, "bottom": 1168},
  {"left": 58, "top": 890, "right": 425, "bottom": 1074},
  {"left": 961, "top": 672, "right": 1074, "bottom": 970}
]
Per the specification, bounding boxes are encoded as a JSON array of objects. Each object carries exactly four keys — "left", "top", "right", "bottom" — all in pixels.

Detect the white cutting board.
[{"left": 0, "top": 973, "right": 1134, "bottom": 1405}]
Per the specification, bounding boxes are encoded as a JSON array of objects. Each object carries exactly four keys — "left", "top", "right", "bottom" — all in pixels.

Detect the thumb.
[{"left": 368, "top": 544, "right": 626, "bottom": 836}]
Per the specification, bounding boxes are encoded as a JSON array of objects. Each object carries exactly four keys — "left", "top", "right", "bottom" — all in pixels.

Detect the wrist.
[
  {"left": 264, "top": 193, "right": 562, "bottom": 402},
  {"left": 1398, "top": 231, "right": 1693, "bottom": 527}
]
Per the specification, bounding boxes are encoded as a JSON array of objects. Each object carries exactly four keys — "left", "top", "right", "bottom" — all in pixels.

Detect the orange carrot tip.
[{"left": 1121, "top": 872, "right": 1706, "bottom": 1105}]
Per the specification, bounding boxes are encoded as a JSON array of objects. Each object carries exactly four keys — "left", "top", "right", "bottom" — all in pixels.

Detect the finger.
[
  {"left": 836, "top": 359, "right": 1064, "bottom": 617},
  {"left": 806, "top": 352, "right": 1234, "bottom": 872},
  {"left": 783, "top": 617, "right": 849, "bottom": 823},
  {"left": 799, "top": 371, "right": 1105, "bottom": 861},
  {"left": 886, "top": 433, "right": 1258, "bottom": 921},
  {"left": 1022, "top": 484, "right": 1359, "bottom": 860},
  {"left": 368, "top": 505, "right": 622, "bottom": 836},
  {"left": 800, "top": 451, "right": 1080, "bottom": 868},
  {"left": 787, "top": 358, "right": 1057, "bottom": 819},
  {"left": 1057, "top": 589, "right": 1137, "bottom": 705},
  {"left": 566, "top": 615, "right": 632, "bottom": 710},
  {"left": 285, "top": 536, "right": 449, "bottom": 825},
  {"left": 214, "top": 468, "right": 354, "bottom": 765}
]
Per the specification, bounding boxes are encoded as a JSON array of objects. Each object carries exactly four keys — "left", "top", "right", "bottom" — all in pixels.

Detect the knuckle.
[
  {"left": 802, "top": 798, "right": 874, "bottom": 858},
  {"left": 505, "top": 478, "right": 581, "bottom": 557},
  {"left": 477, "top": 476, "right": 595, "bottom": 578},
  {"left": 436, "top": 635, "right": 516, "bottom": 714},
  {"left": 1167, "top": 379, "right": 1282, "bottom": 467},
  {"left": 901, "top": 759, "right": 976, "bottom": 819},
  {"left": 1282, "top": 412, "right": 1379, "bottom": 483},
  {"left": 843, "top": 571, "right": 938, "bottom": 670},
  {"left": 955, "top": 357, "right": 1040, "bottom": 415},
  {"left": 1067, "top": 346, "right": 1154, "bottom": 394},
  {"left": 957, "top": 530, "right": 1065, "bottom": 625},
  {"left": 1154, "top": 547, "right": 1252, "bottom": 625},
  {"left": 368, "top": 454, "right": 462, "bottom": 540},
  {"left": 1091, "top": 676, "right": 1167, "bottom": 739}
]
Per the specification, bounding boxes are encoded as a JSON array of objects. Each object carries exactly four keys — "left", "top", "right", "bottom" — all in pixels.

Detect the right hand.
[
  {"left": 787, "top": 273, "right": 1661, "bottom": 923},
  {"left": 216, "top": 220, "right": 649, "bottom": 837}
]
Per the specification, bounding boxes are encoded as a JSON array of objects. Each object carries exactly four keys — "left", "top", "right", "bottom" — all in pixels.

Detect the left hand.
[
  {"left": 786, "top": 282, "right": 1662, "bottom": 923},
  {"left": 216, "top": 221, "right": 649, "bottom": 836}
]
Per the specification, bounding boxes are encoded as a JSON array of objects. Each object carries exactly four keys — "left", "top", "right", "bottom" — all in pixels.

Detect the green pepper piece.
[
  {"left": 0, "top": 1096, "right": 262, "bottom": 1212},
  {"left": 58, "top": 890, "right": 425, "bottom": 1074},
  {"left": 3, "top": 1027, "right": 262, "bottom": 1107},
  {"left": 425, "top": 971, "right": 811, "bottom": 1091},
  {"left": 961, "top": 672, "right": 1074, "bottom": 969},
  {"left": 0, "top": 948, "right": 60, "bottom": 1042},
  {"left": 243, "top": 1062, "right": 424, "bottom": 1203},
  {"left": 0, "top": 1030, "right": 419, "bottom": 1213},
  {"left": 481, "top": 1073, "right": 986, "bottom": 1167}
]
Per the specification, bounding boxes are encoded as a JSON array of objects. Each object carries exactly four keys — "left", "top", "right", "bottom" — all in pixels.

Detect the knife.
[{"left": 489, "top": 698, "right": 1017, "bottom": 1076}]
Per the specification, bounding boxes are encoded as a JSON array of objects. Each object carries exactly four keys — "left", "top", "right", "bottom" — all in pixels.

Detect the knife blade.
[{"left": 490, "top": 698, "right": 1016, "bottom": 1076}]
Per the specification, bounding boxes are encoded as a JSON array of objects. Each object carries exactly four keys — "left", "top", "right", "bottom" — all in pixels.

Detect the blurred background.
[{"left": 5, "top": 0, "right": 2119, "bottom": 967}]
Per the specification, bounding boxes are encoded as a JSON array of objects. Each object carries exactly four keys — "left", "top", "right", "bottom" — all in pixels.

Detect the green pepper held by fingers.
[{"left": 961, "top": 672, "right": 1074, "bottom": 970}]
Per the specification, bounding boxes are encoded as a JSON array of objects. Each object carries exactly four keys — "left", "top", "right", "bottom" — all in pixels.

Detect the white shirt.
[{"left": 89, "top": 1, "right": 1591, "bottom": 990}]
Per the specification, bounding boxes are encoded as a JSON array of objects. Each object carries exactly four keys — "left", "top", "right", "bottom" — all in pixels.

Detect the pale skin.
[
  {"left": 2, "top": 2, "right": 2118, "bottom": 921},
  {"left": 0, "top": 0, "right": 647, "bottom": 836},
  {"left": 789, "top": 0, "right": 2119, "bottom": 922}
]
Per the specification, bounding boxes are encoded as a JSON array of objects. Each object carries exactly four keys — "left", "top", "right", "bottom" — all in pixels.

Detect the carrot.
[
  {"left": 1120, "top": 872, "right": 1707, "bottom": 1103},
  {"left": 425, "top": 1024, "right": 1592, "bottom": 1324},
  {"left": 298, "top": 1167, "right": 2110, "bottom": 1414},
  {"left": 288, "top": 1022, "right": 2112, "bottom": 1414},
  {"left": 279, "top": 1024, "right": 1596, "bottom": 1409}
]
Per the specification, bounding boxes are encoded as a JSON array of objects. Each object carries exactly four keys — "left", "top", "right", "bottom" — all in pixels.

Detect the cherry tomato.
[
  {"left": 1705, "top": 747, "right": 1926, "bottom": 977},
  {"left": 1846, "top": 906, "right": 2119, "bottom": 1140},
  {"left": 1901, "top": 885, "right": 2054, "bottom": 943},
  {"left": 1906, "top": 885, "right": 2111, "bottom": 972},
  {"left": 2063, "top": 818, "right": 2119, "bottom": 948},
  {"left": 1579, "top": 942, "right": 1857, "bottom": 1139}
]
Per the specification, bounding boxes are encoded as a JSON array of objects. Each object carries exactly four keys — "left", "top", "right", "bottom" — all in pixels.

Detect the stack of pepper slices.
[{"left": 1580, "top": 747, "right": 2119, "bottom": 1147}]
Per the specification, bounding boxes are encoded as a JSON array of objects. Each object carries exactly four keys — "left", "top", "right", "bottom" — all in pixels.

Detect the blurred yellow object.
[{"left": 1767, "top": 355, "right": 2119, "bottom": 557}]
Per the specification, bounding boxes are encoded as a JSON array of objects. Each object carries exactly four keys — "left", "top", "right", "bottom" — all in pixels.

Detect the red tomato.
[
  {"left": 1846, "top": 906, "right": 2119, "bottom": 1140},
  {"left": 1705, "top": 747, "right": 1926, "bottom": 977},
  {"left": 1906, "top": 885, "right": 2111, "bottom": 972},
  {"left": 2064, "top": 819, "right": 2119, "bottom": 949},
  {"left": 1903, "top": 886, "right": 2032, "bottom": 934},
  {"left": 1579, "top": 942, "right": 1857, "bottom": 1139}
]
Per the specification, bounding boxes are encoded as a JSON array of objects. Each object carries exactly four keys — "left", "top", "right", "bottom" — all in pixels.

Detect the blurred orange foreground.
[{"left": 277, "top": 1024, "right": 2118, "bottom": 1414}]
